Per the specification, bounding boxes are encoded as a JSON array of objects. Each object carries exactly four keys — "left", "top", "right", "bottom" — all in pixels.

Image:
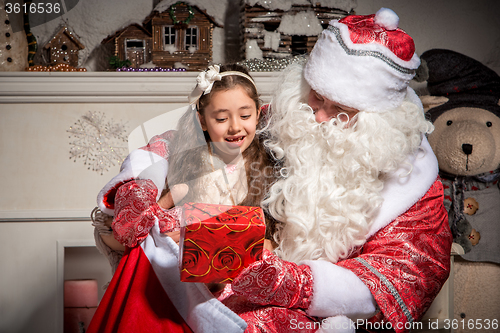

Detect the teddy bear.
[
  {"left": 419, "top": 48, "right": 500, "bottom": 323},
  {"left": 419, "top": 48, "right": 500, "bottom": 260}
]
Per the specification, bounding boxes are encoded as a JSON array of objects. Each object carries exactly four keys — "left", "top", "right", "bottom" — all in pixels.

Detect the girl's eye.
[
  {"left": 216, "top": 118, "right": 227, "bottom": 122},
  {"left": 241, "top": 115, "right": 251, "bottom": 120}
]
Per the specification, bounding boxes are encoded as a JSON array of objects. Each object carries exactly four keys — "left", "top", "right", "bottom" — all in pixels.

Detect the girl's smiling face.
[{"left": 199, "top": 85, "right": 259, "bottom": 163}]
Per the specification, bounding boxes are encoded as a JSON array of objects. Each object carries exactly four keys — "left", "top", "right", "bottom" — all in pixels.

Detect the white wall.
[
  {"left": 0, "top": 73, "right": 195, "bottom": 333},
  {"left": 355, "top": 0, "right": 500, "bottom": 74}
]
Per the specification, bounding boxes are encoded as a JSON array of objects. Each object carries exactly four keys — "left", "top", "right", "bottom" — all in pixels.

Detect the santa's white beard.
[{"left": 263, "top": 62, "right": 432, "bottom": 264}]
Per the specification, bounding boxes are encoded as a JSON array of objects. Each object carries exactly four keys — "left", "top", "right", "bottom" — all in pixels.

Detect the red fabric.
[
  {"left": 337, "top": 180, "right": 452, "bottom": 332},
  {"left": 221, "top": 293, "right": 318, "bottom": 333},
  {"left": 231, "top": 249, "right": 313, "bottom": 309},
  {"left": 113, "top": 179, "right": 180, "bottom": 247},
  {"left": 220, "top": 249, "right": 316, "bottom": 332},
  {"left": 140, "top": 131, "right": 175, "bottom": 158},
  {"left": 181, "top": 203, "right": 265, "bottom": 284},
  {"left": 87, "top": 246, "right": 193, "bottom": 333},
  {"left": 102, "top": 180, "right": 131, "bottom": 210},
  {"left": 339, "top": 14, "right": 415, "bottom": 61},
  {"left": 224, "top": 179, "right": 450, "bottom": 333}
]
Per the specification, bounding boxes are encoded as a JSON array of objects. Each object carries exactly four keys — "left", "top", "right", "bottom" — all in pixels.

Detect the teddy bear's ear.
[{"left": 420, "top": 95, "right": 449, "bottom": 113}]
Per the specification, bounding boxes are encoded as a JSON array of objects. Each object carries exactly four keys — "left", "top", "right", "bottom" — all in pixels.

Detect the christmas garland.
[{"left": 168, "top": 2, "right": 195, "bottom": 26}]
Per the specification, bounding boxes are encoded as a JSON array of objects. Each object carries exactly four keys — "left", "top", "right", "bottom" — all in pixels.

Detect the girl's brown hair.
[{"left": 164, "top": 64, "right": 276, "bottom": 214}]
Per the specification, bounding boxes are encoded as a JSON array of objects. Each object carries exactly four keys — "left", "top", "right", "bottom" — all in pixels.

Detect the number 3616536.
[
  {"left": 5, "top": 2, "right": 61, "bottom": 14},
  {"left": 443, "top": 319, "right": 498, "bottom": 330}
]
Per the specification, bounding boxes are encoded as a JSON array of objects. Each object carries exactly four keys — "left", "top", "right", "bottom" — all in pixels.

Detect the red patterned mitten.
[
  {"left": 231, "top": 249, "right": 313, "bottom": 309},
  {"left": 113, "top": 179, "right": 180, "bottom": 247}
]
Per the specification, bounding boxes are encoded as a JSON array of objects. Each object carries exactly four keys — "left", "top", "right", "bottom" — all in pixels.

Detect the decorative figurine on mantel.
[
  {"left": 0, "top": 0, "right": 28, "bottom": 71},
  {"left": 240, "top": 0, "right": 355, "bottom": 71},
  {"left": 144, "top": 1, "right": 222, "bottom": 70},
  {"left": 101, "top": 23, "right": 153, "bottom": 69},
  {"left": 102, "top": 1, "right": 222, "bottom": 71},
  {"left": 43, "top": 26, "right": 85, "bottom": 68}
]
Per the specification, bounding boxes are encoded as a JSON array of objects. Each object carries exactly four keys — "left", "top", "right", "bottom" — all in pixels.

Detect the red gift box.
[{"left": 179, "top": 203, "right": 265, "bottom": 284}]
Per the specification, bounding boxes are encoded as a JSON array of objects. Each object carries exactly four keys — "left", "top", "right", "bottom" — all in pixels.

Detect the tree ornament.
[{"left": 68, "top": 111, "right": 128, "bottom": 175}]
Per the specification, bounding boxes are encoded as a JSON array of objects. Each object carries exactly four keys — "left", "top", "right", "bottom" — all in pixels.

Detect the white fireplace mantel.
[{"left": 0, "top": 71, "right": 280, "bottom": 104}]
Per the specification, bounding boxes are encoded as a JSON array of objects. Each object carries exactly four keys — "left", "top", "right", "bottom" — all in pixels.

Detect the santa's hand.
[
  {"left": 231, "top": 249, "right": 313, "bottom": 309},
  {"left": 158, "top": 184, "right": 189, "bottom": 209}
]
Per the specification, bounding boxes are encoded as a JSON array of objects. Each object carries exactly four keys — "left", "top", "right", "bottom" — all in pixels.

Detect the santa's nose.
[{"left": 462, "top": 143, "right": 473, "bottom": 155}]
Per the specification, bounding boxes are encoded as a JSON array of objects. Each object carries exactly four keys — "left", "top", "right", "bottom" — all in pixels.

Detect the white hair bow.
[{"left": 189, "top": 65, "right": 222, "bottom": 105}]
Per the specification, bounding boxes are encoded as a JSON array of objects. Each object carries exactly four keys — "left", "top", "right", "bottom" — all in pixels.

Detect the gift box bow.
[{"left": 180, "top": 203, "right": 265, "bottom": 283}]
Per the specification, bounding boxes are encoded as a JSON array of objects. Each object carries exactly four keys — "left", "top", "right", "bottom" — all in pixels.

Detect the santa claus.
[{"left": 224, "top": 7, "right": 452, "bottom": 333}]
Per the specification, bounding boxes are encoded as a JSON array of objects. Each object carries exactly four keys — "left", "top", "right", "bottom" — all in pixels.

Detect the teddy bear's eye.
[
  {"left": 446, "top": 120, "right": 453, "bottom": 126},
  {"left": 487, "top": 121, "right": 492, "bottom": 127}
]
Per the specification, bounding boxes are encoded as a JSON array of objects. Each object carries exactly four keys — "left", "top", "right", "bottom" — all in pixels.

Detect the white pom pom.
[{"left": 374, "top": 8, "right": 399, "bottom": 30}]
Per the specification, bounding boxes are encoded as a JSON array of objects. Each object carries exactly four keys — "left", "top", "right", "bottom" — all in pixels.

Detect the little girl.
[{"left": 88, "top": 64, "right": 275, "bottom": 333}]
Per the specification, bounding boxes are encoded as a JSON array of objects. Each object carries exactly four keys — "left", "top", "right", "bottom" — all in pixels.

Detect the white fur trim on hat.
[
  {"left": 374, "top": 8, "right": 399, "bottom": 30},
  {"left": 304, "top": 11, "right": 420, "bottom": 112}
]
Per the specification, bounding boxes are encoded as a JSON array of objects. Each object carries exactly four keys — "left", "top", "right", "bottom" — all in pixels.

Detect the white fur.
[
  {"left": 374, "top": 8, "right": 399, "bottom": 30},
  {"left": 368, "top": 136, "right": 438, "bottom": 238},
  {"left": 302, "top": 260, "right": 377, "bottom": 319},
  {"left": 97, "top": 148, "right": 169, "bottom": 215},
  {"left": 316, "top": 315, "right": 355, "bottom": 333}
]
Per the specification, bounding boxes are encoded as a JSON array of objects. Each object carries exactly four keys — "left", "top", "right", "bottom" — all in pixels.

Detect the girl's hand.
[
  {"left": 158, "top": 184, "right": 188, "bottom": 239},
  {"left": 164, "top": 230, "right": 181, "bottom": 244},
  {"left": 158, "top": 184, "right": 189, "bottom": 209},
  {"left": 264, "top": 239, "right": 275, "bottom": 252}
]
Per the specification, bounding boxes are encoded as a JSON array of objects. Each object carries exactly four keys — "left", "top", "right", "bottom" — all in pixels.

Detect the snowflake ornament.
[{"left": 68, "top": 111, "right": 128, "bottom": 175}]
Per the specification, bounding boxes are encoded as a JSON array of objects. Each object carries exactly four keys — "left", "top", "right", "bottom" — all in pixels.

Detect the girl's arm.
[{"left": 101, "top": 233, "right": 126, "bottom": 251}]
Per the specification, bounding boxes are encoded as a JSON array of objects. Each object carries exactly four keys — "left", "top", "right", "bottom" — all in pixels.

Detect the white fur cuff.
[
  {"left": 316, "top": 316, "right": 355, "bottom": 333},
  {"left": 302, "top": 260, "right": 377, "bottom": 320},
  {"left": 97, "top": 148, "right": 169, "bottom": 215}
]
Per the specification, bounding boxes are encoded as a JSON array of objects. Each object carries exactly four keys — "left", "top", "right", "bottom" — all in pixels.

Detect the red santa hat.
[{"left": 304, "top": 8, "right": 421, "bottom": 112}]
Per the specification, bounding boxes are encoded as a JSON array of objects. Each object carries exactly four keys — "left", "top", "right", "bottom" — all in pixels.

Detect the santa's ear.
[{"left": 420, "top": 95, "right": 449, "bottom": 113}]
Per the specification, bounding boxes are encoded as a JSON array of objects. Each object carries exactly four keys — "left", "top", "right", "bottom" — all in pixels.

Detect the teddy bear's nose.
[{"left": 462, "top": 143, "right": 473, "bottom": 155}]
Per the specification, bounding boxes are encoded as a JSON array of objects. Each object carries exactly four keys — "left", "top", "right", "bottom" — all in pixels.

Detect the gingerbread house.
[
  {"left": 143, "top": 1, "right": 222, "bottom": 70},
  {"left": 242, "top": 0, "right": 354, "bottom": 59},
  {"left": 102, "top": 24, "right": 153, "bottom": 68},
  {"left": 43, "top": 26, "right": 85, "bottom": 67}
]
